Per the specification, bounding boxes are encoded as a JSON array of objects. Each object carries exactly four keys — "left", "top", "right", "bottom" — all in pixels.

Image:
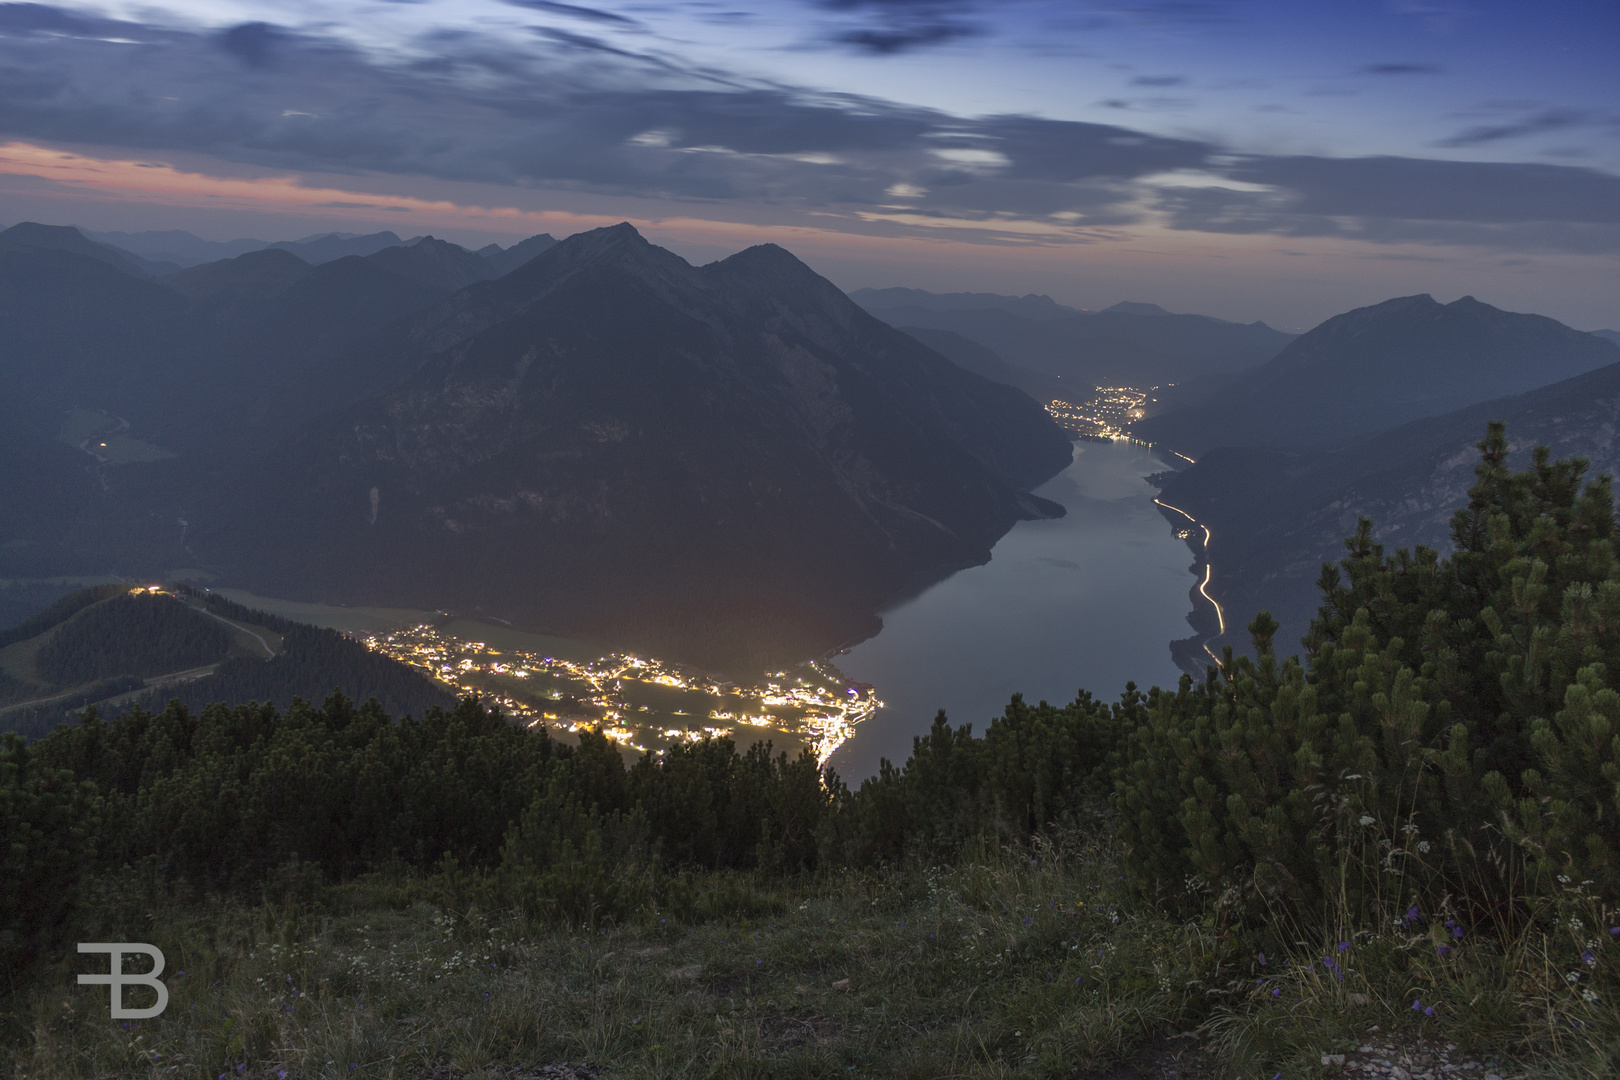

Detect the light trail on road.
[{"left": 1154, "top": 498, "right": 1227, "bottom": 663}]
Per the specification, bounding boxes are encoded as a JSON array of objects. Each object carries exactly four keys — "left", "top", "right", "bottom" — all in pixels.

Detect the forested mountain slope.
[
  {"left": 207, "top": 224, "right": 1073, "bottom": 669},
  {"left": 0, "top": 586, "right": 453, "bottom": 739}
]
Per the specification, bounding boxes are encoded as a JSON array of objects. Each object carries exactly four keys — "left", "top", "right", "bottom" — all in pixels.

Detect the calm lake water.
[{"left": 826, "top": 439, "right": 1196, "bottom": 782}]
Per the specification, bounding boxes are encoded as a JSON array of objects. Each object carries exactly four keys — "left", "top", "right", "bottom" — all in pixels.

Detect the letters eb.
[{"left": 77, "top": 943, "right": 169, "bottom": 1019}]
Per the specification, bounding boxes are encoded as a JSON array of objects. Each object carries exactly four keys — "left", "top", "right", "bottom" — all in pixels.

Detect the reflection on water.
[{"left": 827, "top": 439, "right": 1194, "bottom": 782}]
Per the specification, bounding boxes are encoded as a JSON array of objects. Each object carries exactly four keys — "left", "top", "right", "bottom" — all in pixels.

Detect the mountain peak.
[
  {"left": 504, "top": 223, "right": 694, "bottom": 293},
  {"left": 0, "top": 221, "right": 157, "bottom": 277},
  {"left": 1102, "top": 301, "right": 1173, "bottom": 317}
]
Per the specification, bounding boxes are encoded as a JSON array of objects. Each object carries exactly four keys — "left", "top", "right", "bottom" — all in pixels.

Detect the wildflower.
[
  {"left": 1412, "top": 998, "right": 1423, "bottom": 1011},
  {"left": 1582, "top": 989, "right": 1600, "bottom": 1003},
  {"left": 1406, "top": 906, "right": 1421, "bottom": 921},
  {"left": 1583, "top": 951, "right": 1596, "bottom": 965},
  {"left": 1272, "top": 988, "right": 1281, "bottom": 997},
  {"left": 1258, "top": 951, "right": 1267, "bottom": 966},
  {"left": 1436, "top": 946, "right": 1449, "bottom": 955},
  {"left": 1424, "top": 1005, "right": 1435, "bottom": 1017},
  {"left": 1453, "top": 925, "right": 1464, "bottom": 938},
  {"left": 1611, "top": 927, "right": 1620, "bottom": 936},
  {"left": 1338, "top": 941, "right": 1351, "bottom": 952},
  {"left": 1358, "top": 815, "right": 1375, "bottom": 826}
]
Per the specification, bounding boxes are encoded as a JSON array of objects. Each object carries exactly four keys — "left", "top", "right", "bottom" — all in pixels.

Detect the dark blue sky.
[{"left": 0, "top": 0, "right": 1615, "bottom": 328}]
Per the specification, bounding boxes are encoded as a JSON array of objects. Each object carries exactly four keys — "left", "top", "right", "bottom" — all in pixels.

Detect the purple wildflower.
[
  {"left": 1407, "top": 906, "right": 1421, "bottom": 921},
  {"left": 1425, "top": 1006, "right": 1435, "bottom": 1017},
  {"left": 1412, "top": 998, "right": 1423, "bottom": 1011},
  {"left": 1258, "top": 951, "right": 1267, "bottom": 966},
  {"left": 1338, "top": 941, "right": 1351, "bottom": 952}
]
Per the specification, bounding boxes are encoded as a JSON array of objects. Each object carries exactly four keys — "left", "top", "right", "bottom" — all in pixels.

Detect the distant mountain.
[
  {"left": 851, "top": 287, "right": 1084, "bottom": 321},
  {"left": 1135, "top": 294, "right": 1620, "bottom": 457},
  {"left": 205, "top": 224, "right": 1073, "bottom": 669},
  {"left": 0, "top": 233, "right": 517, "bottom": 582},
  {"left": 1099, "top": 301, "right": 1173, "bottom": 317},
  {"left": 1153, "top": 356, "right": 1620, "bottom": 664},
  {"left": 479, "top": 234, "right": 559, "bottom": 276},
  {"left": 896, "top": 326, "right": 1064, "bottom": 402},
  {"left": 86, "top": 229, "right": 271, "bottom": 269},
  {"left": 364, "top": 237, "right": 498, "bottom": 293},
  {"left": 81, "top": 224, "right": 560, "bottom": 275},
  {"left": 852, "top": 287, "right": 1294, "bottom": 389},
  {"left": 266, "top": 231, "right": 420, "bottom": 264},
  {"left": 1595, "top": 329, "right": 1620, "bottom": 347},
  {"left": 0, "top": 222, "right": 173, "bottom": 277},
  {"left": 163, "top": 247, "right": 315, "bottom": 304}
]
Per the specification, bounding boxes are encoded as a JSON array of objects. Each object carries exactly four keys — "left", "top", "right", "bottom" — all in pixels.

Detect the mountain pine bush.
[{"left": 1115, "top": 422, "right": 1620, "bottom": 934}]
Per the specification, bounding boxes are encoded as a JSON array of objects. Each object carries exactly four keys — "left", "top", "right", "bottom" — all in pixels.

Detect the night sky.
[{"left": 1, "top": 0, "right": 1615, "bottom": 329}]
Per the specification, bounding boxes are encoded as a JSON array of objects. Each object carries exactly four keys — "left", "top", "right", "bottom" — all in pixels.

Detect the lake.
[{"left": 826, "top": 439, "right": 1196, "bottom": 782}]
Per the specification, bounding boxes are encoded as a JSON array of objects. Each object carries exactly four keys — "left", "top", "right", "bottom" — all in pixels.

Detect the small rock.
[
  {"left": 831, "top": 978, "right": 850, "bottom": 991},
  {"left": 1391, "top": 1067, "right": 1411, "bottom": 1080},
  {"left": 1360, "top": 1046, "right": 1376, "bottom": 1053},
  {"left": 1350, "top": 992, "right": 1371, "bottom": 1006},
  {"left": 1322, "top": 1054, "right": 1347, "bottom": 1066}
]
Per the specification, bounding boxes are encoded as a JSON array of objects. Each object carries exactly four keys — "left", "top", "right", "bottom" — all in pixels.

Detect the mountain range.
[
  {"left": 1135, "top": 294, "right": 1620, "bottom": 456},
  {"left": 74, "top": 227, "right": 559, "bottom": 272},
  {"left": 1148, "top": 297, "right": 1620, "bottom": 664},
  {"left": 0, "top": 221, "right": 1071, "bottom": 670},
  {"left": 851, "top": 288, "right": 1297, "bottom": 389}
]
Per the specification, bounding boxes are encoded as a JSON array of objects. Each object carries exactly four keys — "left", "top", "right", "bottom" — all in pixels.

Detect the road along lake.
[{"left": 828, "top": 438, "right": 1198, "bottom": 782}]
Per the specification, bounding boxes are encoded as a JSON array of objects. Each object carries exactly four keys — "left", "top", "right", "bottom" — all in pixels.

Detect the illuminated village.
[
  {"left": 361, "top": 624, "right": 880, "bottom": 765},
  {"left": 1044, "top": 386, "right": 1155, "bottom": 441}
]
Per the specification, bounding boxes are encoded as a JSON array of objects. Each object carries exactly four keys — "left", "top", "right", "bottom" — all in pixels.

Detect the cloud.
[
  {"left": 501, "top": 0, "right": 638, "bottom": 26},
  {"left": 0, "top": 4, "right": 1615, "bottom": 255},
  {"left": 1130, "top": 75, "right": 1186, "bottom": 86},
  {"left": 833, "top": 22, "right": 980, "bottom": 54},
  {"left": 1154, "top": 154, "right": 1620, "bottom": 253},
  {"left": 1435, "top": 108, "right": 1586, "bottom": 147},
  {"left": 1358, "top": 63, "right": 1442, "bottom": 75},
  {"left": 816, "top": 0, "right": 985, "bottom": 55},
  {"left": 218, "top": 22, "right": 286, "bottom": 68}
]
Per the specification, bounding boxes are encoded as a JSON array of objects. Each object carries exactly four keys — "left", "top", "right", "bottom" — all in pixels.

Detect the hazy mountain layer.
[
  {"left": 853, "top": 288, "right": 1294, "bottom": 389},
  {"left": 1136, "top": 294, "right": 1620, "bottom": 457},
  {"left": 896, "top": 326, "right": 1064, "bottom": 402},
  {"left": 206, "top": 225, "right": 1073, "bottom": 669}
]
